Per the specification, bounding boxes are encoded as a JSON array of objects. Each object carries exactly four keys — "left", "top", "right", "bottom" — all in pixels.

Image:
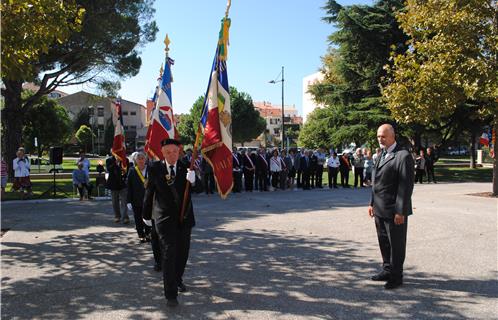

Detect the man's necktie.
[
  {"left": 381, "top": 149, "right": 387, "bottom": 161},
  {"left": 169, "top": 165, "right": 175, "bottom": 178}
]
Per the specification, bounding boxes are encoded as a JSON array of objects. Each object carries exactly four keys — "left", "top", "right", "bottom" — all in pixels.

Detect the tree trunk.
[
  {"left": 1, "top": 80, "right": 25, "bottom": 180},
  {"left": 493, "top": 117, "right": 497, "bottom": 196},
  {"left": 470, "top": 132, "right": 476, "bottom": 169}
]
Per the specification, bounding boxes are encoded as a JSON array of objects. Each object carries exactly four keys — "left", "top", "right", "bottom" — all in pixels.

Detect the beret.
[{"left": 161, "top": 138, "right": 181, "bottom": 146}]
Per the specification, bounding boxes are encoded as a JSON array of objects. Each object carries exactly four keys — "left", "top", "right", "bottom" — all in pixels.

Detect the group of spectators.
[
  {"left": 1, "top": 143, "right": 438, "bottom": 203},
  {"left": 224, "top": 146, "right": 376, "bottom": 193}
]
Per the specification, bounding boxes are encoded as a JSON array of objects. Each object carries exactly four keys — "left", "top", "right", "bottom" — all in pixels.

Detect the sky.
[{"left": 63, "top": 0, "right": 373, "bottom": 115}]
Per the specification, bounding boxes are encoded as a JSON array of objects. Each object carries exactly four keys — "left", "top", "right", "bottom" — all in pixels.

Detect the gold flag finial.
[{"left": 164, "top": 34, "right": 170, "bottom": 52}]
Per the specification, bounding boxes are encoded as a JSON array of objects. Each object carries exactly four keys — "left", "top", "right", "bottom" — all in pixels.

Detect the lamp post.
[{"left": 269, "top": 66, "right": 285, "bottom": 150}]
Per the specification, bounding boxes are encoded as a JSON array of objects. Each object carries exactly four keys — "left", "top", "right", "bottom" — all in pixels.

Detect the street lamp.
[{"left": 269, "top": 66, "right": 285, "bottom": 150}]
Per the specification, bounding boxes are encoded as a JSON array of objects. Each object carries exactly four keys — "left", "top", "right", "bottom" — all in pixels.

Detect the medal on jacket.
[{"left": 165, "top": 174, "right": 175, "bottom": 186}]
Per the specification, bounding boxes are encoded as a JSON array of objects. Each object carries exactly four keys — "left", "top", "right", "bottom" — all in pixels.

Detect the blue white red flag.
[
  {"left": 200, "top": 17, "right": 233, "bottom": 199},
  {"left": 145, "top": 56, "right": 178, "bottom": 160}
]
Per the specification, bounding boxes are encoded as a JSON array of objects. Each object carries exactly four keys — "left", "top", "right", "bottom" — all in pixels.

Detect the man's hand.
[
  {"left": 186, "top": 169, "right": 196, "bottom": 184},
  {"left": 394, "top": 213, "right": 405, "bottom": 225},
  {"left": 143, "top": 219, "right": 152, "bottom": 227},
  {"left": 368, "top": 206, "right": 374, "bottom": 218},
  {"left": 127, "top": 203, "right": 133, "bottom": 211}
]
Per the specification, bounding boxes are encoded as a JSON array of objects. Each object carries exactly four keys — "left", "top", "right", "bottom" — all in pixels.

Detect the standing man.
[
  {"left": 256, "top": 147, "right": 269, "bottom": 192},
  {"left": 232, "top": 147, "right": 242, "bottom": 193},
  {"left": 106, "top": 153, "right": 129, "bottom": 224},
  {"left": 295, "top": 149, "right": 304, "bottom": 188},
  {"left": 315, "top": 148, "right": 326, "bottom": 188},
  {"left": 326, "top": 152, "right": 340, "bottom": 188},
  {"left": 425, "top": 147, "right": 438, "bottom": 183},
  {"left": 301, "top": 150, "right": 311, "bottom": 190},
  {"left": 143, "top": 138, "right": 196, "bottom": 307},
  {"left": 368, "top": 124, "right": 414, "bottom": 290},
  {"left": 242, "top": 149, "right": 255, "bottom": 192}
]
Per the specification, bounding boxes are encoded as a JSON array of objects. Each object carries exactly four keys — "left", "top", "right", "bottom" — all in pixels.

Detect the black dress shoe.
[
  {"left": 166, "top": 298, "right": 179, "bottom": 307},
  {"left": 178, "top": 282, "right": 187, "bottom": 292},
  {"left": 371, "top": 271, "right": 391, "bottom": 281},
  {"left": 153, "top": 264, "right": 162, "bottom": 272},
  {"left": 384, "top": 278, "right": 403, "bottom": 290}
]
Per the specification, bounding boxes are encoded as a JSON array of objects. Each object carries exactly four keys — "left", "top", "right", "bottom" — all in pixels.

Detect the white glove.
[
  {"left": 127, "top": 203, "right": 133, "bottom": 211},
  {"left": 186, "top": 169, "right": 196, "bottom": 184},
  {"left": 143, "top": 219, "right": 152, "bottom": 227}
]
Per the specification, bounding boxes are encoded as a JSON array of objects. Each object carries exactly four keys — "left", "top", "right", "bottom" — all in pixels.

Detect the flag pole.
[{"left": 179, "top": 0, "right": 232, "bottom": 223}]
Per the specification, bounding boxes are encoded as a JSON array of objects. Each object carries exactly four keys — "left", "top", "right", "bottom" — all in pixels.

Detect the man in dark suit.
[
  {"left": 106, "top": 154, "right": 129, "bottom": 223},
  {"left": 232, "top": 147, "right": 242, "bottom": 193},
  {"left": 255, "top": 148, "right": 269, "bottom": 191},
  {"left": 368, "top": 124, "right": 414, "bottom": 290},
  {"left": 300, "top": 150, "right": 311, "bottom": 190},
  {"left": 143, "top": 139, "right": 196, "bottom": 307},
  {"left": 242, "top": 150, "right": 255, "bottom": 191}
]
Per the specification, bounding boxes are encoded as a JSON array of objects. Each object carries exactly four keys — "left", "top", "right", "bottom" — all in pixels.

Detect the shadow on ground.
[{"left": 1, "top": 189, "right": 497, "bottom": 319}]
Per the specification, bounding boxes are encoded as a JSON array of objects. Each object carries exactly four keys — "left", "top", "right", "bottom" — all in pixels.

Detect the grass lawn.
[
  {"left": 62, "top": 158, "right": 107, "bottom": 172},
  {"left": 433, "top": 167, "right": 493, "bottom": 183}
]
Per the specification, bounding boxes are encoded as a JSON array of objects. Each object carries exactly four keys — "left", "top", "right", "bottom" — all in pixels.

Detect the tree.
[
  {"left": 382, "top": 0, "right": 498, "bottom": 194},
  {"left": 177, "top": 96, "right": 204, "bottom": 146},
  {"left": 304, "top": 0, "right": 409, "bottom": 149},
  {"left": 22, "top": 93, "right": 72, "bottom": 156},
  {"left": 75, "top": 125, "right": 94, "bottom": 153},
  {"left": 177, "top": 87, "right": 266, "bottom": 147},
  {"left": 230, "top": 87, "right": 266, "bottom": 145},
  {"left": 1, "top": 0, "right": 158, "bottom": 177}
]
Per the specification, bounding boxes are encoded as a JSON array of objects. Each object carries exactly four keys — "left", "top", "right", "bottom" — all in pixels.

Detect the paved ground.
[{"left": 1, "top": 183, "right": 497, "bottom": 320}]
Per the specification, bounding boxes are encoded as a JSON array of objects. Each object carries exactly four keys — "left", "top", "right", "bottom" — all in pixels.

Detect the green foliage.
[
  {"left": 104, "top": 118, "right": 115, "bottom": 155},
  {"left": 177, "top": 96, "right": 204, "bottom": 146},
  {"left": 1, "top": 0, "right": 85, "bottom": 80},
  {"left": 382, "top": 0, "right": 498, "bottom": 123},
  {"left": 303, "top": 0, "right": 407, "bottom": 148},
  {"left": 73, "top": 108, "right": 90, "bottom": 131},
  {"left": 23, "top": 95, "right": 72, "bottom": 154},
  {"left": 178, "top": 87, "right": 266, "bottom": 147},
  {"left": 75, "top": 125, "right": 94, "bottom": 152},
  {"left": 230, "top": 87, "right": 266, "bottom": 144}
]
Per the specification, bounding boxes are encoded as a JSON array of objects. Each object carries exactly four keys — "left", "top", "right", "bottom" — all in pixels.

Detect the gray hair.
[{"left": 133, "top": 151, "right": 147, "bottom": 163}]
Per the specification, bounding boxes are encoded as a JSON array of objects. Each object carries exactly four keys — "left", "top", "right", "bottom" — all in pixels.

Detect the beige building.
[
  {"left": 302, "top": 72, "right": 325, "bottom": 123},
  {"left": 57, "top": 91, "right": 147, "bottom": 153},
  {"left": 252, "top": 101, "right": 303, "bottom": 147}
]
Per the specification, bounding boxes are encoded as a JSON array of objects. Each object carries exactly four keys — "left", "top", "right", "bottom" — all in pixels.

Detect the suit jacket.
[
  {"left": 242, "top": 154, "right": 255, "bottom": 173},
  {"left": 127, "top": 166, "right": 147, "bottom": 208},
  {"left": 309, "top": 154, "right": 318, "bottom": 172},
  {"left": 300, "top": 156, "right": 311, "bottom": 174},
  {"left": 232, "top": 153, "right": 242, "bottom": 171},
  {"left": 370, "top": 144, "right": 414, "bottom": 218},
  {"left": 105, "top": 156, "right": 127, "bottom": 190},
  {"left": 142, "top": 160, "right": 196, "bottom": 228},
  {"left": 255, "top": 154, "right": 268, "bottom": 174}
]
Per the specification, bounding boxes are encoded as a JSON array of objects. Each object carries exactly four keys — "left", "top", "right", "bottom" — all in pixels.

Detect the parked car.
[
  {"left": 447, "top": 147, "right": 469, "bottom": 156},
  {"left": 30, "top": 157, "right": 64, "bottom": 173}
]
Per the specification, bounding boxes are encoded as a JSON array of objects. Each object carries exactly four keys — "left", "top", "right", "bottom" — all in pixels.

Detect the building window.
[
  {"left": 97, "top": 107, "right": 104, "bottom": 117},
  {"left": 274, "top": 128, "right": 280, "bottom": 135},
  {"left": 88, "top": 107, "right": 94, "bottom": 116},
  {"left": 130, "top": 111, "right": 136, "bottom": 116},
  {"left": 98, "top": 125, "right": 104, "bottom": 131},
  {"left": 123, "top": 111, "right": 128, "bottom": 116},
  {"left": 130, "top": 125, "right": 137, "bottom": 130}
]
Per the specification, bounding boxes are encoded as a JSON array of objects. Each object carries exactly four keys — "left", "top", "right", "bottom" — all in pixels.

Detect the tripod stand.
[{"left": 38, "top": 163, "right": 70, "bottom": 198}]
